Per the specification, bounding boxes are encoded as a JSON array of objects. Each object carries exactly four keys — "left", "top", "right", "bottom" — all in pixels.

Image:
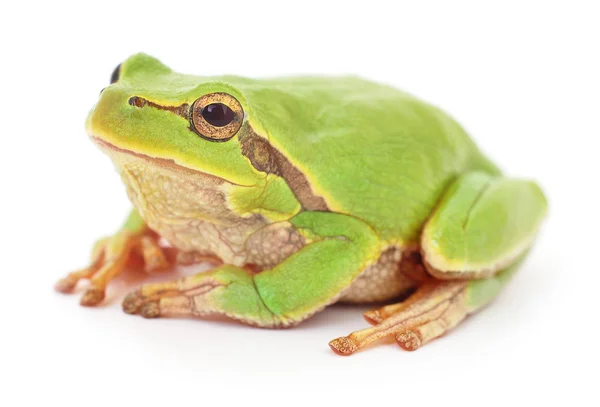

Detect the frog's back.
[{"left": 234, "top": 76, "right": 500, "bottom": 244}]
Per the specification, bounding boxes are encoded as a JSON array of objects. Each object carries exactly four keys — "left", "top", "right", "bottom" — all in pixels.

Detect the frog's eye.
[
  {"left": 190, "top": 93, "right": 244, "bottom": 142},
  {"left": 110, "top": 64, "right": 121, "bottom": 84}
]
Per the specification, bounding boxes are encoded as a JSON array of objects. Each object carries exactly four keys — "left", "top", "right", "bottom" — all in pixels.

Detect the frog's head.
[
  {"left": 86, "top": 53, "right": 308, "bottom": 239},
  {"left": 87, "top": 53, "right": 265, "bottom": 189}
]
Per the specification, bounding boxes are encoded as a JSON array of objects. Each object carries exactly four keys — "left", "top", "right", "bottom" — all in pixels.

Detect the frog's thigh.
[
  {"left": 421, "top": 171, "right": 547, "bottom": 279},
  {"left": 123, "top": 212, "right": 380, "bottom": 326}
]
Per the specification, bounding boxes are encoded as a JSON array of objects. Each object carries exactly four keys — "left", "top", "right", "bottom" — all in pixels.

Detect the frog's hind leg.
[
  {"left": 330, "top": 264, "right": 521, "bottom": 355},
  {"left": 330, "top": 280, "right": 469, "bottom": 355},
  {"left": 330, "top": 172, "right": 547, "bottom": 355},
  {"left": 364, "top": 282, "right": 471, "bottom": 351}
]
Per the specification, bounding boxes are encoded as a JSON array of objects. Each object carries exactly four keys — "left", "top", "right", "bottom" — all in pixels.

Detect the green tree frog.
[{"left": 56, "top": 54, "right": 547, "bottom": 355}]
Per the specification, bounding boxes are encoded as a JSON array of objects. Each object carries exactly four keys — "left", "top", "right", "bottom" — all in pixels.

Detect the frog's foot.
[
  {"left": 329, "top": 281, "right": 469, "bottom": 355},
  {"left": 55, "top": 231, "right": 173, "bottom": 306},
  {"left": 122, "top": 265, "right": 282, "bottom": 327},
  {"left": 121, "top": 274, "right": 216, "bottom": 319}
]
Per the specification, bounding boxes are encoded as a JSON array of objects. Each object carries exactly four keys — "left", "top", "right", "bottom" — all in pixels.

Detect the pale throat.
[{"left": 104, "top": 147, "right": 269, "bottom": 266}]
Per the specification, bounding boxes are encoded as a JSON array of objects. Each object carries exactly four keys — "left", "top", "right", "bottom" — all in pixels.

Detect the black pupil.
[{"left": 202, "top": 103, "right": 234, "bottom": 127}]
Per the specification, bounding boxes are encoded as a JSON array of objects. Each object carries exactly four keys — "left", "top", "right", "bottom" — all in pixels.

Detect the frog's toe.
[
  {"left": 140, "top": 301, "right": 161, "bottom": 318},
  {"left": 55, "top": 265, "right": 101, "bottom": 295},
  {"left": 122, "top": 290, "right": 165, "bottom": 317},
  {"left": 328, "top": 336, "right": 359, "bottom": 356},
  {"left": 329, "top": 281, "right": 469, "bottom": 355},
  {"left": 122, "top": 290, "right": 145, "bottom": 314},
  {"left": 55, "top": 274, "right": 81, "bottom": 293},
  {"left": 80, "top": 286, "right": 106, "bottom": 307},
  {"left": 121, "top": 276, "right": 209, "bottom": 319}
]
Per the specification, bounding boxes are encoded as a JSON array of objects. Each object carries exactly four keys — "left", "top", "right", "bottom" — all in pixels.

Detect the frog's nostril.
[
  {"left": 99, "top": 87, "right": 106, "bottom": 96},
  {"left": 129, "top": 96, "right": 147, "bottom": 108}
]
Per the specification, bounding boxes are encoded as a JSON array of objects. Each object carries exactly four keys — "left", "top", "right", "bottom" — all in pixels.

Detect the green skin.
[{"left": 74, "top": 53, "right": 546, "bottom": 352}]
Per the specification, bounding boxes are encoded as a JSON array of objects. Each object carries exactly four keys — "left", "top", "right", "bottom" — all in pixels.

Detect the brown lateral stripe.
[
  {"left": 241, "top": 130, "right": 329, "bottom": 211},
  {"left": 128, "top": 96, "right": 190, "bottom": 119}
]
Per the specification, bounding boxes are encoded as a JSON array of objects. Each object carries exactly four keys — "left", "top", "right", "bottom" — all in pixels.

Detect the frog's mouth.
[{"left": 91, "top": 136, "right": 245, "bottom": 186}]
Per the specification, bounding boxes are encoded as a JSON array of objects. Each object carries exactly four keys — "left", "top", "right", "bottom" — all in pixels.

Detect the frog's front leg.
[
  {"left": 122, "top": 212, "right": 380, "bottom": 327},
  {"left": 330, "top": 172, "right": 547, "bottom": 355},
  {"left": 55, "top": 209, "right": 178, "bottom": 305}
]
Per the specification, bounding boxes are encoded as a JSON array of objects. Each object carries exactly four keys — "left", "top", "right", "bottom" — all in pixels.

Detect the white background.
[{"left": 1, "top": 1, "right": 598, "bottom": 406}]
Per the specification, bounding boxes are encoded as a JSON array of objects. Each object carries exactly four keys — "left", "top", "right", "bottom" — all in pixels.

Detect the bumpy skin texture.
[{"left": 60, "top": 53, "right": 548, "bottom": 355}]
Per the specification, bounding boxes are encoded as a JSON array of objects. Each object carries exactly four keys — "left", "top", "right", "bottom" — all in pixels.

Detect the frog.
[{"left": 55, "top": 53, "right": 547, "bottom": 355}]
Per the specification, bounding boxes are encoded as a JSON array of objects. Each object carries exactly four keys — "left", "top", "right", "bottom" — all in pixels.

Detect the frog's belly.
[{"left": 108, "top": 150, "right": 268, "bottom": 266}]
